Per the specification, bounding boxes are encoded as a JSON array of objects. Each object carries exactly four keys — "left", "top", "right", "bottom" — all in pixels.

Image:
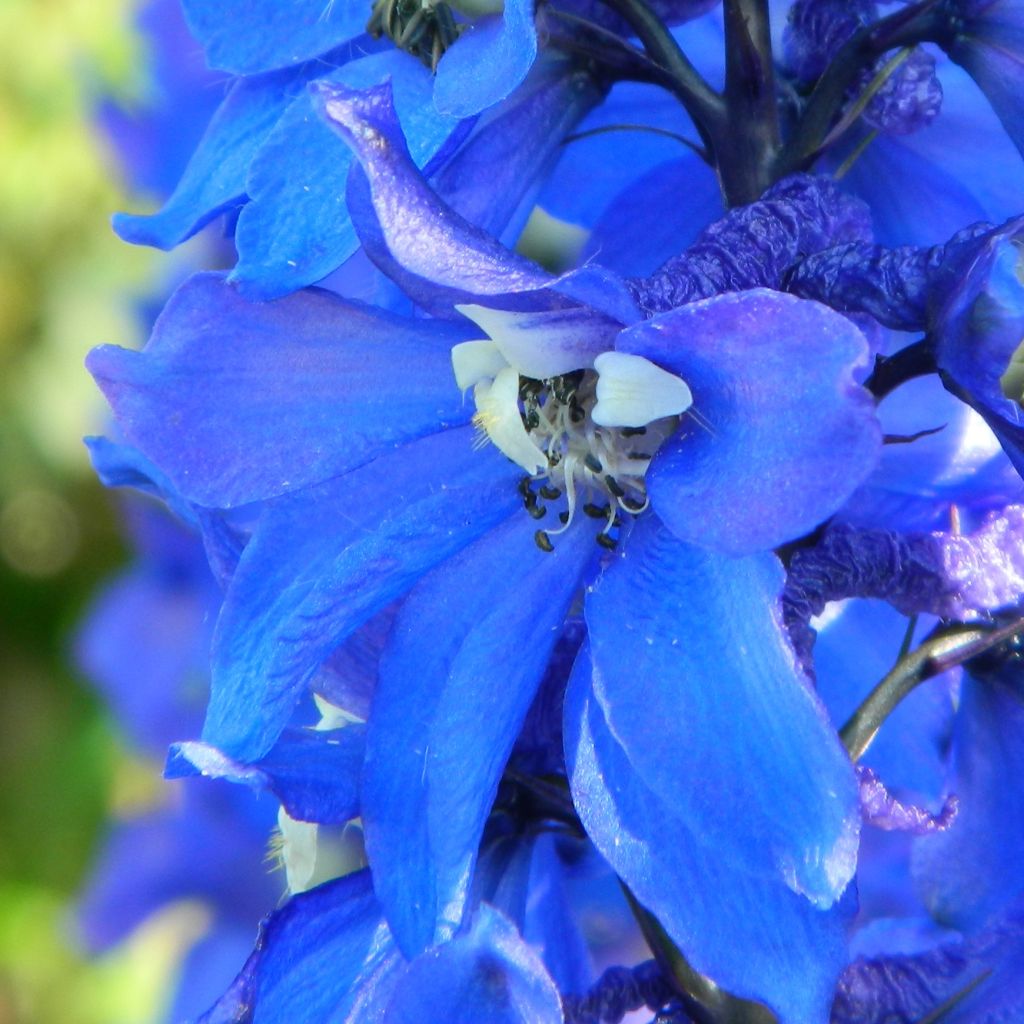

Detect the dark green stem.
[
  {"left": 593, "top": 0, "right": 725, "bottom": 153},
  {"left": 864, "top": 338, "right": 937, "bottom": 399},
  {"left": 719, "top": 0, "right": 780, "bottom": 204},
  {"left": 841, "top": 618, "right": 1024, "bottom": 762},
  {"left": 621, "top": 885, "right": 777, "bottom": 1024}
]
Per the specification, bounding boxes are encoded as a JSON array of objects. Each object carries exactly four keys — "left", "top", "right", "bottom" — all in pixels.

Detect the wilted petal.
[{"left": 314, "top": 80, "right": 551, "bottom": 298}]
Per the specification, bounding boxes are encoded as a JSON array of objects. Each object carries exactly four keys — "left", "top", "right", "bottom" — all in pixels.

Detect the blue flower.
[{"left": 86, "top": 69, "right": 891, "bottom": 1020}]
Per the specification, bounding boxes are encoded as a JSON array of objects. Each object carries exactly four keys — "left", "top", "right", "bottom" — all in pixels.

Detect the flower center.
[
  {"left": 366, "top": 0, "right": 461, "bottom": 71},
  {"left": 475, "top": 368, "right": 680, "bottom": 552}
]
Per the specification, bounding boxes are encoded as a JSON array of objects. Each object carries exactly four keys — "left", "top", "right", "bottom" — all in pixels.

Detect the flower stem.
[
  {"left": 840, "top": 618, "right": 1024, "bottom": 762},
  {"left": 592, "top": 0, "right": 725, "bottom": 152},
  {"left": 718, "top": 0, "right": 780, "bottom": 205},
  {"left": 621, "top": 884, "right": 777, "bottom": 1024}
]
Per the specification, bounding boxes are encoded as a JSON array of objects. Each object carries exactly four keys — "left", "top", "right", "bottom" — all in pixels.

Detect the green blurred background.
[{"left": 0, "top": 2, "right": 191, "bottom": 1019}]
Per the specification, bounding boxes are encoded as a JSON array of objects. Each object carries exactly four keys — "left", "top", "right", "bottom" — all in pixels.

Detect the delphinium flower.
[{"left": 82, "top": 0, "right": 1024, "bottom": 1022}]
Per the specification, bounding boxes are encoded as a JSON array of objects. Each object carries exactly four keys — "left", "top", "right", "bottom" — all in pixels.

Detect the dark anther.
[
  {"left": 559, "top": 511, "right": 571, "bottom": 524},
  {"left": 627, "top": 450, "right": 652, "bottom": 460},
  {"left": 584, "top": 453, "right": 604, "bottom": 473},
  {"left": 621, "top": 495, "right": 646, "bottom": 513},
  {"left": 597, "top": 532, "right": 618, "bottom": 550},
  {"left": 517, "top": 477, "right": 535, "bottom": 499},
  {"left": 366, "top": 0, "right": 461, "bottom": 71},
  {"left": 551, "top": 370, "right": 585, "bottom": 404},
  {"left": 583, "top": 502, "right": 609, "bottom": 519},
  {"left": 620, "top": 426, "right": 647, "bottom": 437},
  {"left": 604, "top": 475, "right": 626, "bottom": 498},
  {"left": 540, "top": 485, "right": 562, "bottom": 500},
  {"left": 535, "top": 530, "right": 554, "bottom": 552},
  {"left": 528, "top": 503, "right": 547, "bottom": 520}
]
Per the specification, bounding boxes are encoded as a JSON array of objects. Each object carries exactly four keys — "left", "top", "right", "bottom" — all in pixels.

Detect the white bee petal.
[
  {"left": 592, "top": 351, "right": 693, "bottom": 428},
  {"left": 451, "top": 338, "right": 509, "bottom": 391},
  {"left": 473, "top": 366, "right": 547, "bottom": 475}
]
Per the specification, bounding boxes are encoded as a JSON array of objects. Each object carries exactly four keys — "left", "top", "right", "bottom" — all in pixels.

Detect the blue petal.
[
  {"left": 431, "top": 63, "right": 602, "bottom": 246},
  {"left": 202, "top": 870, "right": 403, "bottom": 1024},
  {"left": 383, "top": 904, "right": 563, "bottom": 1024},
  {"left": 364, "top": 513, "right": 595, "bottom": 957},
  {"left": 569, "top": 552, "right": 856, "bottom": 1024},
  {"left": 204, "top": 428, "right": 521, "bottom": 761},
  {"left": 87, "top": 273, "right": 473, "bottom": 509},
  {"left": 948, "top": 4, "right": 1024, "bottom": 161},
  {"left": 540, "top": 82, "right": 703, "bottom": 230},
  {"left": 586, "top": 517, "right": 860, "bottom": 905},
  {"left": 835, "top": 58, "right": 1024, "bottom": 246},
  {"left": 167, "top": 724, "right": 364, "bottom": 825},
  {"left": 914, "top": 664, "right": 1024, "bottom": 931},
  {"left": 617, "top": 289, "right": 880, "bottom": 554},
  {"left": 168, "top": 925, "right": 260, "bottom": 1024},
  {"left": 315, "top": 80, "right": 551, "bottom": 300},
  {"left": 113, "top": 59, "right": 338, "bottom": 250},
  {"left": 232, "top": 53, "right": 462, "bottom": 300},
  {"left": 181, "top": 0, "right": 369, "bottom": 75},
  {"left": 581, "top": 154, "right": 723, "bottom": 277},
  {"left": 84, "top": 436, "right": 198, "bottom": 526},
  {"left": 433, "top": 0, "right": 537, "bottom": 118},
  {"left": 814, "top": 601, "right": 951, "bottom": 802}
]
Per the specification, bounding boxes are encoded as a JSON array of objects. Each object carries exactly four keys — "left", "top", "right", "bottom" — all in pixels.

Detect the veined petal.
[
  {"left": 166, "top": 724, "right": 364, "bottom": 825},
  {"left": 592, "top": 352, "right": 693, "bottom": 428},
  {"left": 566, "top": 636, "right": 853, "bottom": 1024},
  {"left": 87, "top": 273, "right": 473, "bottom": 509},
  {"left": 181, "top": 0, "right": 369, "bottom": 75},
  {"left": 204, "top": 427, "right": 520, "bottom": 761},
  {"left": 457, "top": 304, "right": 619, "bottom": 380},
  {"left": 584, "top": 517, "right": 860, "bottom": 907},
  {"left": 474, "top": 367, "right": 548, "bottom": 475},
  {"left": 363, "top": 514, "right": 594, "bottom": 957},
  {"left": 383, "top": 904, "right": 563, "bottom": 1024},
  {"left": 617, "top": 289, "right": 880, "bottom": 554},
  {"left": 433, "top": 0, "right": 537, "bottom": 118},
  {"left": 313, "top": 80, "right": 551, "bottom": 297}
]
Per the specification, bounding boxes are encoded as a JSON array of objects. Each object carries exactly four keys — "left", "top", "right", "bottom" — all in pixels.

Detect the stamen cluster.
[{"left": 502, "top": 370, "right": 678, "bottom": 552}]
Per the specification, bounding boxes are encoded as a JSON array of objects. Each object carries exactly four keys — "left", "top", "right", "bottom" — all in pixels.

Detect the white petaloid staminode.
[
  {"left": 592, "top": 351, "right": 693, "bottom": 428},
  {"left": 451, "top": 304, "right": 693, "bottom": 542}
]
